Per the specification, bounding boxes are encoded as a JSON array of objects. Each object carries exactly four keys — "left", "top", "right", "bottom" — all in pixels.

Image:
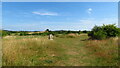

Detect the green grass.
[{"left": 2, "top": 34, "right": 118, "bottom": 66}]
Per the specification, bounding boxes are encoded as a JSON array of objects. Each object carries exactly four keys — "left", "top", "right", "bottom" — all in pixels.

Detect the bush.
[
  {"left": 2, "top": 30, "right": 11, "bottom": 37},
  {"left": 102, "top": 24, "right": 120, "bottom": 37},
  {"left": 93, "top": 30, "right": 107, "bottom": 40},
  {"left": 88, "top": 24, "right": 120, "bottom": 40}
]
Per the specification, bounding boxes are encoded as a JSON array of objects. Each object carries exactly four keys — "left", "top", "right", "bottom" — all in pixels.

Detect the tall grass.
[
  {"left": 85, "top": 37, "right": 118, "bottom": 66},
  {"left": 2, "top": 35, "right": 118, "bottom": 66}
]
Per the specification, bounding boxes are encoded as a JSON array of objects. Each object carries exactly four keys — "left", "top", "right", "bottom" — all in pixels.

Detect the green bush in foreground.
[{"left": 88, "top": 24, "right": 120, "bottom": 40}]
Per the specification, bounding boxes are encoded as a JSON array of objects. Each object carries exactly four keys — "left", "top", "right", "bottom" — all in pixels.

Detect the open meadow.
[
  {"left": 2, "top": 34, "right": 118, "bottom": 66},
  {"left": 2, "top": 2, "right": 120, "bottom": 67}
]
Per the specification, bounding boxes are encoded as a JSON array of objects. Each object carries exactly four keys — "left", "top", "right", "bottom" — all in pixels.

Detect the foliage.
[
  {"left": 0, "top": 30, "right": 2, "bottom": 37},
  {"left": 1, "top": 29, "right": 90, "bottom": 37},
  {"left": 45, "top": 29, "right": 50, "bottom": 32},
  {"left": 102, "top": 24, "right": 120, "bottom": 37},
  {"left": 88, "top": 24, "right": 120, "bottom": 40},
  {"left": 2, "top": 30, "right": 11, "bottom": 37},
  {"left": 19, "top": 32, "right": 28, "bottom": 36}
]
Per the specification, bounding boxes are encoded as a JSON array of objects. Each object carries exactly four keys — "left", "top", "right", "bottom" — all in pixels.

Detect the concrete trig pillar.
[{"left": 49, "top": 34, "right": 53, "bottom": 40}]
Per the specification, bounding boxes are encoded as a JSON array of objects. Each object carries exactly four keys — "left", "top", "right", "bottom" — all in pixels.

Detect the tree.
[
  {"left": 45, "top": 29, "right": 50, "bottom": 32},
  {"left": 82, "top": 30, "right": 87, "bottom": 33}
]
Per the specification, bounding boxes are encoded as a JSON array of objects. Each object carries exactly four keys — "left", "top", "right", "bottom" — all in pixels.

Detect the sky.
[
  {"left": 2, "top": 0, "right": 119, "bottom": 2},
  {"left": 2, "top": 2, "right": 118, "bottom": 31},
  {"left": 0, "top": 2, "right": 2, "bottom": 30}
]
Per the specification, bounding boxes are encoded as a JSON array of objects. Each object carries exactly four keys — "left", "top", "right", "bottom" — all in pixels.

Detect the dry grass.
[
  {"left": 85, "top": 37, "right": 118, "bottom": 66},
  {"left": 2, "top": 35, "right": 119, "bottom": 66},
  {"left": 3, "top": 36, "right": 54, "bottom": 65}
]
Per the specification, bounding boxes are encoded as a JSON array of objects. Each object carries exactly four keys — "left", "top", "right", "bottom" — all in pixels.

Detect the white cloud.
[
  {"left": 32, "top": 11, "right": 58, "bottom": 16},
  {"left": 87, "top": 8, "right": 92, "bottom": 14}
]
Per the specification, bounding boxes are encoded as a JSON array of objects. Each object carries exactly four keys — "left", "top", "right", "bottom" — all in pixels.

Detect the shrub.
[
  {"left": 102, "top": 24, "right": 120, "bottom": 38},
  {"left": 93, "top": 30, "right": 107, "bottom": 40},
  {"left": 88, "top": 24, "right": 120, "bottom": 40},
  {"left": 2, "top": 30, "right": 11, "bottom": 37},
  {"left": 88, "top": 30, "right": 106, "bottom": 40}
]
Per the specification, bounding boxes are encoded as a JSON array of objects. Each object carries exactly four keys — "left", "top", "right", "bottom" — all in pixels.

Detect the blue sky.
[
  {"left": 3, "top": 0, "right": 119, "bottom": 2},
  {"left": 2, "top": 2, "right": 118, "bottom": 31},
  {"left": 0, "top": 2, "right": 2, "bottom": 30}
]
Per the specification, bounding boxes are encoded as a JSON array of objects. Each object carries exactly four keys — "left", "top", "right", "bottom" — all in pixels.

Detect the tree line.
[
  {"left": 1, "top": 30, "right": 89, "bottom": 37},
  {"left": 1, "top": 24, "right": 120, "bottom": 40}
]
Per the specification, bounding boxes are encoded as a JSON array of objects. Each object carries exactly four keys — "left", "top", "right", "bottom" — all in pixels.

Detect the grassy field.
[{"left": 2, "top": 34, "right": 118, "bottom": 66}]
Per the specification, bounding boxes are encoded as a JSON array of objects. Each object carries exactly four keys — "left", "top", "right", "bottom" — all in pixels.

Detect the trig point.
[{"left": 49, "top": 34, "right": 54, "bottom": 40}]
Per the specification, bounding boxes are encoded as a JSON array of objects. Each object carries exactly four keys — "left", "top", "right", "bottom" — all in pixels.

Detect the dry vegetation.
[
  {"left": 85, "top": 37, "right": 118, "bottom": 66},
  {"left": 2, "top": 34, "right": 119, "bottom": 66}
]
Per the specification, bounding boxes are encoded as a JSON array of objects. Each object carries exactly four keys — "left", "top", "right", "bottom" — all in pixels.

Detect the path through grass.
[{"left": 2, "top": 34, "right": 118, "bottom": 66}]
